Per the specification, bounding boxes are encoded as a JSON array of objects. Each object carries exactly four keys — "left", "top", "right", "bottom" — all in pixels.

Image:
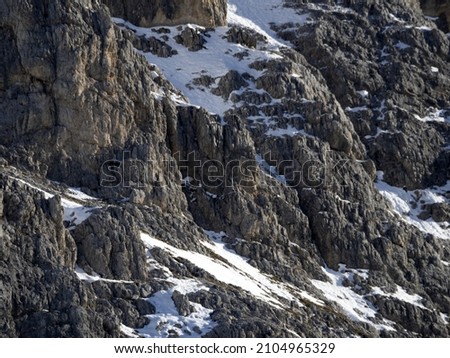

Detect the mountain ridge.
[{"left": 0, "top": 0, "right": 449, "bottom": 338}]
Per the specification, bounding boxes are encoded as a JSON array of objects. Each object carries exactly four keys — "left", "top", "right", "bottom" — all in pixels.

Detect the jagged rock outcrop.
[
  {"left": 0, "top": 0, "right": 186, "bottom": 214},
  {"left": 0, "top": 174, "right": 112, "bottom": 337},
  {"left": 280, "top": 0, "right": 450, "bottom": 189},
  {"left": 71, "top": 207, "right": 148, "bottom": 281},
  {"left": 421, "top": 0, "right": 450, "bottom": 31},
  {"left": 1, "top": 0, "right": 450, "bottom": 339},
  {"left": 101, "top": 0, "right": 227, "bottom": 27}
]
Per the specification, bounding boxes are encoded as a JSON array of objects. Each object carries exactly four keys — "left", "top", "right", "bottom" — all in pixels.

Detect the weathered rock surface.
[
  {"left": 421, "top": 0, "right": 450, "bottom": 31},
  {"left": 1, "top": 0, "right": 450, "bottom": 339},
  {"left": 101, "top": 0, "right": 227, "bottom": 27},
  {"left": 0, "top": 174, "right": 115, "bottom": 337}
]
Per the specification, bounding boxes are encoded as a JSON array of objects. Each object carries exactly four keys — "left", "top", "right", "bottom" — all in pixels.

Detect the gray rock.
[
  {"left": 101, "top": 0, "right": 227, "bottom": 27},
  {"left": 172, "top": 290, "right": 195, "bottom": 316},
  {"left": 174, "top": 27, "right": 207, "bottom": 52}
]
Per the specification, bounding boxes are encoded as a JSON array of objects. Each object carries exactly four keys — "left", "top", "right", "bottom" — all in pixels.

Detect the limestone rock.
[{"left": 101, "top": 0, "right": 227, "bottom": 27}]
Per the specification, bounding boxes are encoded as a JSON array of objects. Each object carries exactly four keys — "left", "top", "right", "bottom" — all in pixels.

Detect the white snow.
[
  {"left": 375, "top": 172, "right": 450, "bottom": 240},
  {"left": 14, "top": 178, "right": 53, "bottom": 199},
  {"left": 364, "top": 128, "right": 399, "bottom": 140},
  {"left": 255, "top": 154, "right": 287, "bottom": 184},
  {"left": 202, "top": 230, "right": 325, "bottom": 308},
  {"left": 120, "top": 324, "right": 140, "bottom": 338},
  {"left": 371, "top": 286, "right": 428, "bottom": 310},
  {"left": 416, "top": 25, "right": 432, "bottom": 31},
  {"left": 357, "top": 90, "right": 369, "bottom": 98},
  {"left": 141, "top": 231, "right": 322, "bottom": 310},
  {"left": 112, "top": 0, "right": 312, "bottom": 118},
  {"left": 346, "top": 106, "right": 368, "bottom": 113},
  {"left": 202, "top": 230, "right": 302, "bottom": 303},
  {"left": 141, "top": 233, "right": 283, "bottom": 306},
  {"left": 75, "top": 266, "right": 133, "bottom": 284},
  {"left": 414, "top": 108, "right": 449, "bottom": 123},
  {"left": 138, "top": 278, "right": 215, "bottom": 338},
  {"left": 227, "top": 0, "right": 311, "bottom": 48},
  {"left": 116, "top": 19, "right": 275, "bottom": 116},
  {"left": 11, "top": 176, "right": 97, "bottom": 227},
  {"left": 311, "top": 265, "right": 394, "bottom": 331},
  {"left": 61, "top": 198, "right": 97, "bottom": 227},
  {"left": 389, "top": 13, "right": 405, "bottom": 23},
  {"left": 66, "top": 187, "right": 97, "bottom": 201},
  {"left": 265, "top": 125, "right": 309, "bottom": 137},
  {"left": 440, "top": 313, "right": 449, "bottom": 324}
]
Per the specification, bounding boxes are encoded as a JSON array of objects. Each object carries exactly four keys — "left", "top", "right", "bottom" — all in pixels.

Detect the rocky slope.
[
  {"left": 421, "top": 0, "right": 450, "bottom": 31},
  {"left": 0, "top": 0, "right": 449, "bottom": 337}
]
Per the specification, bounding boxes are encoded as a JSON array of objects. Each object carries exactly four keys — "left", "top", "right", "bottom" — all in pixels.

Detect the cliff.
[
  {"left": 101, "top": 0, "right": 227, "bottom": 27},
  {"left": 0, "top": 0, "right": 449, "bottom": 338}
]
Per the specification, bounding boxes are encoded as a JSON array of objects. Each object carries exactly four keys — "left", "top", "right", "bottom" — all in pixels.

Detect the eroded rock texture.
[
  {"left": 0, "top": 0, "right": 449, "bottom": 338},
  {"left": 101, "top": 0, "right": 227, "bottom": 27}
]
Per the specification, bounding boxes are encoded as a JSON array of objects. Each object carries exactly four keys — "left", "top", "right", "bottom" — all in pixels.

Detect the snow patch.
[
  {"left": 62, "top": 199, "right": 97, "bottom": 227},
  {"left": 12, "top": 177, "right": 97, "bottom": 227},
  {"left": 120, "top": 324, "right": 140, "bottom": 338},
  {"left": 357, "top": 90, "right": 369, "bottom": 98},
  {"left": 395, "top": 41, "right": 410, "bottom": 50},
  {"left": 66, "top": 188, "right": 97, "bottom": 201},
  {"left": 414, "top": 108, "right": 449, "bottom": 123},
  {"left": 311, "top": 265, "right": 394, "bottom": 331},
  {"left": 375, "top": 172, "right": 450, "bottom": 240},
  {"left": 266, "top": 125, "right": 309, "bottom": 137},
  {"left": 114, "top": 0, "right": 312, "bottom": 119},
  {"left": 256, "top": 154, "right": 287, "bottom": 184},
  {"left": 228, "top": 0, "right": 311, "bottom": 48},
  {"left": 138, "top": 278, "right": 215, "bottom": 338},
  {"left": 75, "top": 266, "right": 133, "bottom": 284},
  {"left": 346, "top": 106, "right": 368, "bottom": 113},
  {"left": 141, "top": 232, "right": 286, "bottom": 307}
]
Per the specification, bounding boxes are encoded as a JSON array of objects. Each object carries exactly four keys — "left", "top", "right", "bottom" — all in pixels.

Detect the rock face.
[
  {"left": 0, "top": 0, "right": 450, "bottom": 338},
  {"left": 281, "top": 0, "right": 450, "bottom": 189},
  {"left": 101, "top": 0, "right": 227, "bottom": 27},
  {"left": 421, "top": 0, "right": 450, "bottom": 31}
]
